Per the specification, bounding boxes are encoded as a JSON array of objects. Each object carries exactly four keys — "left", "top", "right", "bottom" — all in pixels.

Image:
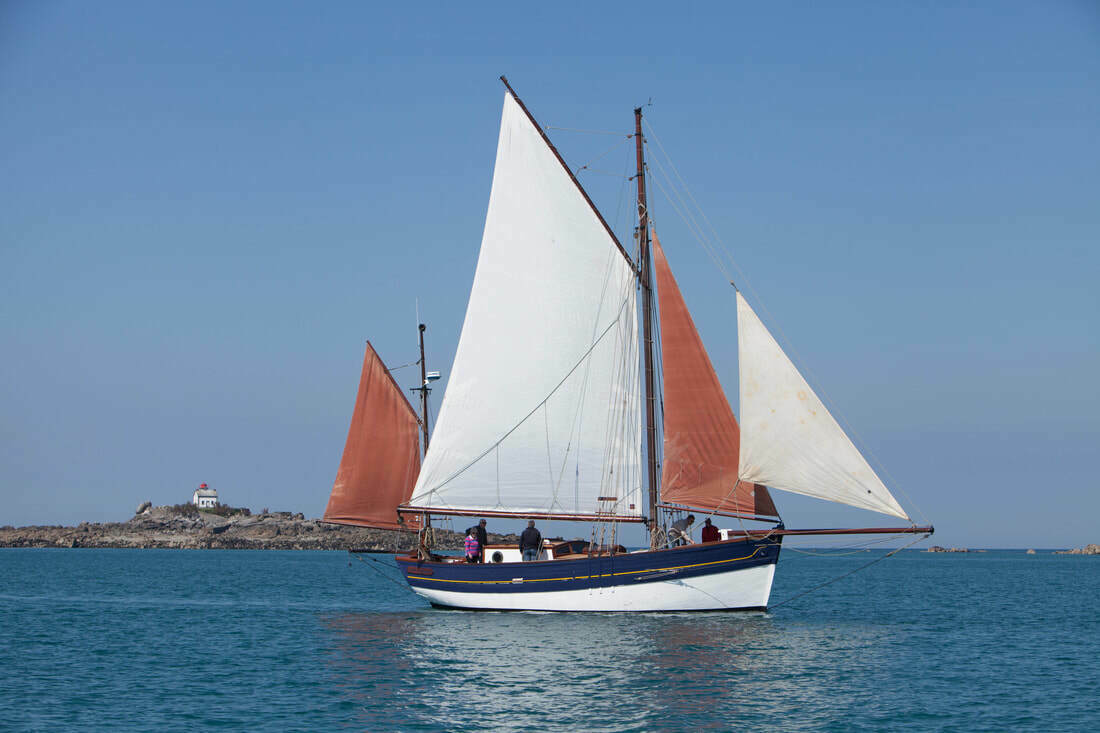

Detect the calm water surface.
[{"left": 1, "top": 548, "right": 1096, "bottom": 731}]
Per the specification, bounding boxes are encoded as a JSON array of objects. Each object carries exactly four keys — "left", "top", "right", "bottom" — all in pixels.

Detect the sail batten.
[
  {"left": 408, "top": 92, "right": 643, "bottom": 519},
  {"left": 323, "top": 342, "right": 422, "bottom": 531},
  {"left": 652, "top": 231, "right": 778, "bottom": 518},
  {"left": 736, "top": 293, "right": 909, "bottom": 520}
]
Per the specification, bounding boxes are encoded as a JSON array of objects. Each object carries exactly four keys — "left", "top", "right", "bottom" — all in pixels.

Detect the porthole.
[{"left": 492, "top": 551, "right": 504, "bottom": 564}]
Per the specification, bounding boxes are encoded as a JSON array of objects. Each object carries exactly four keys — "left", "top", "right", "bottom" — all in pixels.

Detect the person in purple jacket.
[{"left": 464, "top": 528, "right": 480, "bottom": 563}]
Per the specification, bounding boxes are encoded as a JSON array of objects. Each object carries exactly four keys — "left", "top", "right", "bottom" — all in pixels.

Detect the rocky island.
[
  {"left": 0, "top": 503, "right": 519, "bottom": 552},
  {"left": 1054, "top": 544, "right": 1100, "bottom": 555}
]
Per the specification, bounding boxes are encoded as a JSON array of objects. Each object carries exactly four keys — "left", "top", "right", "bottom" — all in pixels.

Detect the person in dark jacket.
[
  {"left": 519, "top": 520, "right": 542, "bottom": 562},
  {"left": 701, "top": 517, "right": 720, "bottom": 543},
  {"left": 474, "top": 519, "right": 488, "bottom": 563}
]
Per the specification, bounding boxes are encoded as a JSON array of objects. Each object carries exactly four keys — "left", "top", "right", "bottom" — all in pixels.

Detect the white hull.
[{"left": 408, "top": 561, "right": 777, "bottom": 612}]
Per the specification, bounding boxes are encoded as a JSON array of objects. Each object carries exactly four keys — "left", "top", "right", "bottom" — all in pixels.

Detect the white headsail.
[
  {"left": 407, "top": 93, "right": 643, "bottom": 519},
  {"left": 736, "top": 292, "right": 909, "bottom": 519}
]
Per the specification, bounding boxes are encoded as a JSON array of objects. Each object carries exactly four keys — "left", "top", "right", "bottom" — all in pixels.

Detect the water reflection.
[{"left": 317, "top": 607, "right": 881, "bottom": 732}]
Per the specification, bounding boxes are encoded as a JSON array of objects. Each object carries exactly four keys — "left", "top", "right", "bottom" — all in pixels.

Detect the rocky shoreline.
[
  {"left": 0, "top": 504, "right": 518, "bottom": 552},
  {"left": 1054, "top": 543, "right": 1100, "bottom": 555},
  {"left": 924, "top": 545, "right": 1099, "bottom": 555}
]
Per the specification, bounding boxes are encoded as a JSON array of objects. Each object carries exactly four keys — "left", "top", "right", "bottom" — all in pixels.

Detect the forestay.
[
  {"left": 736, "top": 292, "right": 909, "bottom": 519},
  {"left": 407, "top": 92, "right": 643, "bottom": 519},
  {"left": 652, "top": 230, "right": 777, "bottom": 519}
]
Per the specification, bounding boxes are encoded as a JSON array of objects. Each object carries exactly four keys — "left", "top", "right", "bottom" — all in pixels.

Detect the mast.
[
  {"left": 635, "top": 106, "right": 660, "bottom": 543},
  {"left": 416, "top": 322, "right": 430, "bottom": 456}
]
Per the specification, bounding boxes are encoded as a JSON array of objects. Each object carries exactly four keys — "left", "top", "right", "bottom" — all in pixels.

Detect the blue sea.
[{"left": 1, "top": 548, "right": 1096, "bottom": 732}]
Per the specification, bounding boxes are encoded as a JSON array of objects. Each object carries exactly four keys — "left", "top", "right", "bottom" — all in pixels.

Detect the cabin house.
[{"left": 191, "top": 483, "right": 219, "bottom": 508}]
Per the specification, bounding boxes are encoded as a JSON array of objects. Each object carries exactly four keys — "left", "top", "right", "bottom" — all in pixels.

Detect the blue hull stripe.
[{"left": 395, "top": 538, "right": 781, "bottom": 595}]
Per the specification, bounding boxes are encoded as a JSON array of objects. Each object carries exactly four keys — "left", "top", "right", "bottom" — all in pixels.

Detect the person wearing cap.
[
  {"left": 474, "top": 518, "right": 488, "bottom": 563},
  {"left": 701, "top": 517, "right": 720, "bottom": 543},
  {"left": 519, "top": 520, "right": 542, "bottom": 562},
  {"left": 669, "top": 514, "right": 695, "bottom": 546}
]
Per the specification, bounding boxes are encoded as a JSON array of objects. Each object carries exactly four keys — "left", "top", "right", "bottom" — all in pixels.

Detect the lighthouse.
[{"left": 191, "top": 482, "right": 219, "bottom": 508}]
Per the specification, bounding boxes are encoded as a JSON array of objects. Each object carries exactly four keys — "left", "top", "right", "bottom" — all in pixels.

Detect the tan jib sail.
[
  {"left": 652, "top": 231, "right": 777, "bottom": 519},
  {"left": 324, "top": 342, "right": 422, "bottom": 531},
  {"left": 736, "top": 292, "right": 909, "bottom": 519}
]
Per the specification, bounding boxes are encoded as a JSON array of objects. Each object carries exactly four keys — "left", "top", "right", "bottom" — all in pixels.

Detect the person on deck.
[
  {"left": 464, "top": 528, "right": 480, "bottom": 563},
  {"left": 701, "top": 517, "right": 720, "bottom": 543},
  {"left": 519, "top": 520, "right": 542, "bottom": 562},
  {"left": 475, "top": 519, "right": 488, "bottom": 563},
  {"left": 669, "top": 515, "right": 695, "bottom": 546}
]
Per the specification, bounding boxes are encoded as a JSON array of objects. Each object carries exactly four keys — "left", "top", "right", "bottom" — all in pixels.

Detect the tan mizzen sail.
[
  {"left": 324, "top": 342, "right": 422, "bottom": 531},
  {"left": 652, "top": 230, "right": 777, "bottom": 519}
]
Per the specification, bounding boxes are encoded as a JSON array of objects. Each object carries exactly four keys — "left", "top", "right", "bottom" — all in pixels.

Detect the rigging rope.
[
  {"left": 769, "top": 534, "right": 929, "bottom": 609},
  {"left": 576, "top": 168, "right": 633, "bottom": 178},
  {"left": 643, "top": 128, "right": 740, "bottom": 288},
  {"left": 547, "top": 125, "right": 632, "bottom": 136},
  {"left": 641, "top": 119, "right": 930, "bottom": 527},
  {"left": 385, "top": 359, "right": 420, "bottom": 373},
  {"left": 549, "top": 244, "right": 616, "bottom": 515},
  {"left": 351, "top": 552, "right": 411, "bottom": 591},
  {"left": 572, "top": 135, "right": 634, "bottom": 177},
  {"left": 645, "top": 158, "right": 737, "bottom": 289},
  {"left": 782, "top": 533, "right": 916, "bottom": 557}
]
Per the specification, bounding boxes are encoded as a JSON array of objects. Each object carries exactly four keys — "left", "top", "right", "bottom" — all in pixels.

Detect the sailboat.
[{"left": 325, "top": 78, "right": 932, "bottom": 612}]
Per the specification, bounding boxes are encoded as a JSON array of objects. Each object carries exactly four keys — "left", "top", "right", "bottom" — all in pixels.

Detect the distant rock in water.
[
  {"left": 925, "top": 545, "right": 971, "bottom": 553},
  {"left": 1054, "top": 543, "right": 1100, "bottom": 555},
  {"left": 1026, "top": 549, "right": 1036, "bottom": 555}
]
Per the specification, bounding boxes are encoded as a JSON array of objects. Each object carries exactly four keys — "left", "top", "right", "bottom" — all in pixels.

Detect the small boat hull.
[{"left": 394, "top": 537, "right": 781, "bottom": 612}]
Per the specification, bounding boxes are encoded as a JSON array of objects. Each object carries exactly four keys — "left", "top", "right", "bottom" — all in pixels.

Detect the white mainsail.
[
  {"left": 736, "top": 292, "right": 909, "bottom": 519},
  {"left": 407, "top": 93, "right": 643, "bottom": 519}
]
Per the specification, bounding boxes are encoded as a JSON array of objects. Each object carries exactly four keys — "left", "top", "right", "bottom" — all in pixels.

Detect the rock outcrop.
[
  {"left": 925, "top": 545, "right": 971, "bottom": 553},
  {"left": 0, "top": 505, "right": 519, "bottom": 552},
  {"left": 1054, "top": 543, "right": 1100, "bottom": 555}
]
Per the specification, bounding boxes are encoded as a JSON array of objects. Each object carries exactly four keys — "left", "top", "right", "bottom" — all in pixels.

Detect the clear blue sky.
[{"left": 2, "top": 1, "right": 1097, "bottom": 548}]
